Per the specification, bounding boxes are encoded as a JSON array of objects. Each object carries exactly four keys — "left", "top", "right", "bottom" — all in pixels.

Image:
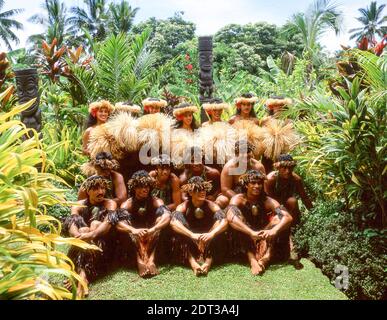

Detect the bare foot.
[
  {"left": 148, "top": 262, "right": 160, "bottom": 276},
  {"left": 200, "top": 263, "right": 211, "bottom": 275},
  {"left": 250, "top": 259, "right": 264, "bottom": 276},
  {"left": 138, "top": 260, "right": 150, "bottom": 278}
]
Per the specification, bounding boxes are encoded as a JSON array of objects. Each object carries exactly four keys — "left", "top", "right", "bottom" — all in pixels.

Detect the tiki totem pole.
[
  {"left": 14, "top": 68, "right": 42, "bottom": 133},
  {"left": 199, "top": 36, "right": 214, "bottom": 123}
]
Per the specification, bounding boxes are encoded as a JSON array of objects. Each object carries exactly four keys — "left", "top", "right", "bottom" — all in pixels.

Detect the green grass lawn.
[{"left": 88, "top": 259, "right": 347, "bottom": 300}]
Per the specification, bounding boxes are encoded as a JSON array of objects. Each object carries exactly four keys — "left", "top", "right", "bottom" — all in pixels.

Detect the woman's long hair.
[
  {"left": 174, "top": 116, "right": 199, "bottom": 130},
  {"left": 234, "top": 93, "right": 258, "bottom": 118},
  {"left": 86, "top": 114, "right": 98, "bottom": 129}
]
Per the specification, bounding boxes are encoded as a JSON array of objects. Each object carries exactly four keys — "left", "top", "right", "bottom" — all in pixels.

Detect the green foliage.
[
  {"left": 132, "top": 12, "right": 196, "bottom": 67},
  {"left": 0, "top": 92, "right": 97, "bottom": 300},
  {"left": 42, "top": 122, "right": 86, "bottom": 186},
  {"left": 0, "top": 0, "right": 24, "bottom": 50},
  {"left": 349, "top": 1, "right": 387, "bottom": 42},
  {"left": 214, "top": 22, "right": 304, "bottom": 77},
  {"left": 294, "top": 200, "right": 387, "bottom": 300}
]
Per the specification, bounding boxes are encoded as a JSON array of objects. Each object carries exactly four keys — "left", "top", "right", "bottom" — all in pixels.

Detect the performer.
[
  {"left": 64, "top": 176, "right": 117, "bottom": 297},
  {"left": 149, "top": 154, "right": 182, "bottom": 211},
  {"left": 201, "top": 98, "right": 229, "bottom": 127},
  {"left": 180, "top": 146, "right": 227, "bottom": 206},
  {"left": 115, "top": 171, "right": 171, "bottom": 278},
  {"left": 114, "top": 100, "right": 142, "bottom": 118},
  {"left": 82, "top": 100, "right": 114, "bottom": 156},
  {"left": 173, "top": 102, "right": 200, "bottom": 132},
  {"left": 170, "top": 177, "right": 228, "bottom": 276},
  {"left": 221, "top": 140, "right": 266, "bottom": 200},
  {"left": 229, "top": 93, "right": 260, "bottom": 125},
  {"left": 226, "top": 170, "right": 293, "bottom": 275},
  {"left": 265, "top": 96, "right": 293, "bottom": 117},
  {"left": 142, "top": 98, "right": 168, "bottom": 115},
  {"left": 265, "top": 154, "right": 313, "bottom": 268},
  {"left": 79, "top": 152, "right": 127, "bottom": 205}
]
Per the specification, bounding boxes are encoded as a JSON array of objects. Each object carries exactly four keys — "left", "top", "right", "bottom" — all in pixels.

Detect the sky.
[{"left": 1, "top": 0, "right": 379, "bottom": 53}]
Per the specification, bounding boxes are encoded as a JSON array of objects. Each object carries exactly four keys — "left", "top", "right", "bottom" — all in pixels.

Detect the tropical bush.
[
  {"left": 294, "top": 200, "right": 387, "bottom": 300},
  {"left": 295, "top": 49, "right": 386, "bottom": 229},
  {"left": 0, "top": 88, "right": 98, "bottom": 300}
]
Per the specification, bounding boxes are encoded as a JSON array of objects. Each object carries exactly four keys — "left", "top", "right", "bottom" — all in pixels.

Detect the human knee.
[
  {"left": 216, "top": 195, "right": 229, "bottom": 209},
  {"left": 286, "top": 197, "right": 299, "bottom": 211},
  {"left": 90, "top": 220, "right": 102, "bottom": 230}
]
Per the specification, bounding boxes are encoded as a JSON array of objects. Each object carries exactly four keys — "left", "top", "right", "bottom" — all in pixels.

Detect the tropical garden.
[{"left": 0, "top": 0, "right": 386, "bottom": 300}]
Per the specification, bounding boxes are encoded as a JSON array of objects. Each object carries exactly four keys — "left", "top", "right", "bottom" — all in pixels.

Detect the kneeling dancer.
[
  {"left": 170, "top": 177, "right": 228, "bottom": 276},
  {"left": 116, "top": 171, "right": 171, "bottom": 278},
  {"left": 64, "top": 176, "right": 118, "bottom": 297},
  {"left": 226, "top": 170, "right": 292, "bottom": 275}
]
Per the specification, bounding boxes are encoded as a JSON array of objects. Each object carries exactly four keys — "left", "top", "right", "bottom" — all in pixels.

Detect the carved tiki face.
[
  {"left": 199, "top": 37, "right": 213, "bottom": 72},
  {"left": 14, "top": 69, "right": 40, "bottom": 109}
]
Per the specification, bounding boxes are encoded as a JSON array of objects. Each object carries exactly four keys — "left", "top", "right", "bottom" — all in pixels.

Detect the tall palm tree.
[
  {"left": 28, "top": 0, "right": 69, "bottom": 47},
  {"left": 68, "top": 0, "right": 109, "bottom": 42},
  {"left": 0, "top": 0, "right": 24, "bottom": 50},
  {"left": 109, "top": 0, "right": 139, "bottom": 35},
  {"left": 284, "top": 0, "right": 343, "bottom": 53},
  {"left": 283, "top": 0, "right": 343, "bottom": 87},
  {"left": 349, "top": 1, "right": 387, "bottom": 43}
]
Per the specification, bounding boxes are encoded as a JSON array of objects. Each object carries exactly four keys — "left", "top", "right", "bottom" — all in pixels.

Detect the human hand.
[
  {"left": 257, "top": 229, "right": 277, "bottom": 241},
  {"left": 132, "top": 228, "right": 148, "bottom": 238},
  {"left": 76, "top": 232, "right": 94, "bottom": 242},
  {"left": 199, "top": 233, "right": 214, "bottom": 244}
]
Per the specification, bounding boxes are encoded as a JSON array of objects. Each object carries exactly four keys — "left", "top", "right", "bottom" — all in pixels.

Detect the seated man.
[
  {"left": 226, "top": 170, "right": 292, "bottom": 275},
  {"left": 170, "top": 177, "right": 228, "bottom": 276},
  {"left": 149, "top": 154, "right": 182, "bottom": 211},
  {"left": 115, "top": 171, "right": 171, "bottom": 278},
  {"left": 265, "top": 154, "right": 313, "bottom": 268},
  {"left": 79, "top": 152, "right": 127, "bottom": 205},
  {"left": 180, "top": 146, "right": 226, "bottom": 207},
  {"left": 64, "top": 176, "right": 117, "bottom": 298},
  {"left": 221, "top": 140, "right": 266, "bottom": 201}
]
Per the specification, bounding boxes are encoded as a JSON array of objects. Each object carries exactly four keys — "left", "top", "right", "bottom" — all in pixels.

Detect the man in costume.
[
  {"left": 265, "top": 96, "right": 293, "bottom": 117},
  {"left": 180, "top": 146, "right": 224, "bottom": 204},
  {"left": 82, "top": 100, "right": 114, "bottom": 156},
  {"left": 79, "top": 152, "right": 127, "bottom": 205},
  {"left": 115, "top": 171, "right": 172, "bottom": 278},
  {"left": 221, "top": 140, "right": 266, "bottom": 201},
  {"left": 64, "top": 176, "right": 117, "bottom": 297},
  {"left": 229, "top": 93, "right": 260, "bottom": 125},
  {"left": 170, "top": 177, "right": 228, "bottom": 276},
  {"left": 226, "top": 170, "right": 293, "bottom": 275},
  {"left": 265, "top": 154, "right": 313, "bottom": 269},
  {"left": 142, "top": 97, "right": 168, "bottom": 115},
  {"left": 114, "top": 100, "right": 142, "bottom": 118},
  {"left": 149, "top": 154, "right": 182, "bottom": 211},
  {"left": 201, "top": 98, "right": 229, "bottom": 127}
]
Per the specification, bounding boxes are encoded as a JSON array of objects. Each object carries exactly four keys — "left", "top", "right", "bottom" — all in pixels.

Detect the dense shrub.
[
  {"left": 47, "top": 186, "right": 78, "bottom": 222},
  {"left": 294, "top": 200, "right": 387, "bottom": 300}
]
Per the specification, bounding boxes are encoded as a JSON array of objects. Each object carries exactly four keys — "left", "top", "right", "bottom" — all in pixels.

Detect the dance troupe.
[{"left": 64, "top": 94, "right": 313, "bottom": 297}]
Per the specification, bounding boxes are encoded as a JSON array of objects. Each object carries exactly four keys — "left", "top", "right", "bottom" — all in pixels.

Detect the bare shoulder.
[
  {"left": 206, "top": 166, "right": 220, "bottom": 177},
  {"left": 266, "top": 171, "right": 277, "bottom": 181},
  {"left": 152, "top": 196, "right": 165, "bottom": 207},
  {"left": 230, "top": 193, "right": 246, "bottom": 206},
  {"left": 104, "top": 199, "right": 117, "bottom": 210},
  {"left": 264, "top": 196, "right": 280, "bottom": 211},
  {"left": 252, "top": 159, "right": 265, "bottom": 172},
  {"left": 207, "top": 199, "right": 221, "bottom": 212},
  {"left": 176, "top": 201, "right": 188, "bottom": 213},
  {"left": 121, "top": 198, "right": 133, "bottom": 209}
]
